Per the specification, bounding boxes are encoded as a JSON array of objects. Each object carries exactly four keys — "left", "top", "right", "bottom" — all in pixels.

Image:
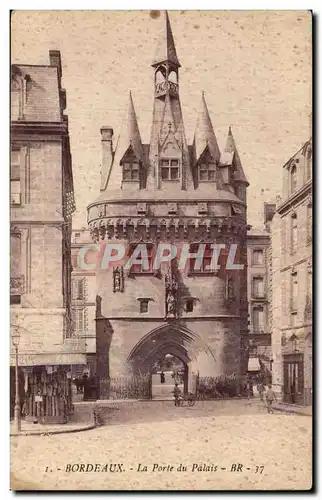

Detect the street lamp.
[{"left": 12, "top": 327, "right": 21, "bottom": 433}]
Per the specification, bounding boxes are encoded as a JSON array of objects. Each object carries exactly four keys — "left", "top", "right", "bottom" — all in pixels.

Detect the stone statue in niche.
[
  {"left": 165, "top": 266, "right": 178, "bottom": 318},
  {"left": 113, "top": 266, "right": 124, "bottom": 293}
]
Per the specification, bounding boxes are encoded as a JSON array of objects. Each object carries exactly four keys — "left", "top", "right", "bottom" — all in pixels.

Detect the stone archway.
[{"left": 127, "top": 323, "right": 215, "bottom": 395}]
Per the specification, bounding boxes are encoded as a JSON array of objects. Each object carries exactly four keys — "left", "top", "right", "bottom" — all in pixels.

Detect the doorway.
[
  {"left": 151, "top": 353, "right": 188, "bottom": 399},
  {"left": 283, "top": 354, "right": 304, "bottom": 404}
]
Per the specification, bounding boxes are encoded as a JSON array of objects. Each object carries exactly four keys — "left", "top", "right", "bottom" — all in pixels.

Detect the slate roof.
[
  {"left": 152, "top": 11, "right": 181, "bottom": 67},
  {"left": 224, "top": 126, "right": 249, "bottom": 185},
  {"left": 11, "top": 64, "right": 62, "bottom": 122},
  {"left": 192, "top": 93, "right": 221, "bottom": 164}
]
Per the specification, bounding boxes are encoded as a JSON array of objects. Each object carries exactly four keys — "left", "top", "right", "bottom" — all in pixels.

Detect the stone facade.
[
  {"left": 71, "top": 228, "right": 97, "bottom": 375},
  {"left": 271, "top": 135, "right": 312, "bottom": 405},
  {"left": 87, "top": 13, "right": 250, "bottom": 395},
  {"left": 10, "top": 51, "right": 86, "bottom": 421},
  {"left": 246, "top": 220, "right": 274, "bottom": 379}
]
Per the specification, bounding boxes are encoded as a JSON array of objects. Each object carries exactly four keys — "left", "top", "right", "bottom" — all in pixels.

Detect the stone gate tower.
[{"left": 87, "top": 12, "right": 249, "bottom": 390}]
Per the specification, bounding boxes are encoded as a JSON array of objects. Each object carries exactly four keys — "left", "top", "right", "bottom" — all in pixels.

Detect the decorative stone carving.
[
  {"left": 137, "top": 202, "right": 147, "bottom": 215},
  {"left": 165, "top": 266, "right": 178, "bottom": 318},
  {"left": 198, "top": 202, "right": 208, "bottom": 215},
  {"left": 168, "top": 202, "right": 177, "bottom": 215},
  {"left": 113, "top": 266, "right": 124, "bottom": 293}
]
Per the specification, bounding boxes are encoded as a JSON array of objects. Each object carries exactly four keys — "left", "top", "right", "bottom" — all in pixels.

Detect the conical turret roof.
[
  {"left": 117, "top": 91, "right": 143, "bottom": 162},
  {"left": 193, "top": 93, "right": 221, "bottom": 164},
  {"left": 224, "top": 126, "right": 248, "bottom": 184},
  {"left": 152, "top": 11, "right": 181, "bottom": 68}
]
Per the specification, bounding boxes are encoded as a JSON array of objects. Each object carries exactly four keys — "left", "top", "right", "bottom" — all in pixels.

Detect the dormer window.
[
  {"left": 198, "top": 162, "right": 216, "bottom": 182},
  {"left": 160, "top": 159, "right": 179, "bottom": 181},
  {"left": 122, "top": 160, "right": 139, "bottom": 182}
]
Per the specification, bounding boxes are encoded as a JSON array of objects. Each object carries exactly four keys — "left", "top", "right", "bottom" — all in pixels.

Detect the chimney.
[
  {"left": 100, "top": 127, "right": 114, "bottom": 191},
  {"left": 49, "top": 50, "right": 62, "bottom": 79}
]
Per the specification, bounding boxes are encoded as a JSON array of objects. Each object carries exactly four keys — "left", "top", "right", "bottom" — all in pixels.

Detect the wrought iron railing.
[{"left": 155, "top": 80, "right": 178, "bottom": 97}]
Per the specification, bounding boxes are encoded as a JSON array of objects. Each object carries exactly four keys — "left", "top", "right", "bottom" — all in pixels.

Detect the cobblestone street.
[{"left": 11, "top": 399, "right": 312, "bottom": 491}]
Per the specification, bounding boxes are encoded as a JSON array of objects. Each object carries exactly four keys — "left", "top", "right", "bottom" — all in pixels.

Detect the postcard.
[{"left": 10, "top": 10, "right": 312, "bottom": 491}]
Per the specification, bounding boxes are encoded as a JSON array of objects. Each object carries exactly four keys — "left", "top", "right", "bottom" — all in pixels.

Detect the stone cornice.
[
  {"left": 277, "top": 181, "right": 312, "bottom": 214},
  {"left": 11, "top": 120, "right": 68, "bottom": 136},
  {"left": 87, "top": 197, "right": 245, "bottom": 209},
  {"left": 95, "top": 315, "right": 241, "bottom": 321},
  {"left": 88, "top": 215, "right": 247, "bottom": 242}
]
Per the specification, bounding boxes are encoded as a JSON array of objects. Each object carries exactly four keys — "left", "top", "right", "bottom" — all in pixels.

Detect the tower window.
[
  {"left": 198, "top": 162, "right": 216, "bottom": 182},
  {"left": 189, "top": 244, "right": 213, "bottom": 273},
  {"left": 186, "top": 299, "right": 194, "bottom": 312},
  {"left": 122, "top": 161, "right": 139, "bottom": 182},
  {"left": 160, "top": 159, "right": 179, "bottom": 180},
  {"left": 139, "top": 299, "right": 149, "bottom": 313},
  {"left": 226, "top": 276, "right": 235, "bottom": 300}
]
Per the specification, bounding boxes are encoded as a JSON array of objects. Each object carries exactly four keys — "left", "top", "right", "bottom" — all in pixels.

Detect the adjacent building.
[
  {"left": 10, "top": 51, "right": 86, "bottom": 422},
  {"left": 87, "top": 12, "right": 250, "bottom": 397},
  {"left": 246, "top": 222, "right": 273, "bottom": 379},
  {"left": 271, "top": 136, "right": 312, "bottom": 405},
  {"left": 71, "top": 228, "right": 96, "bottom": 376}
]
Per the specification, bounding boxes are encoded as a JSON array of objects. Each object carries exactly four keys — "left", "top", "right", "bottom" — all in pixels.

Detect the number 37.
[{"left": 255, "top": 466, "right": 264, "bottom": 474}]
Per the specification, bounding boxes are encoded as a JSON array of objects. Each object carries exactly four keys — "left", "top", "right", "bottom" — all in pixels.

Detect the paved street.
[{"left": 11, "top": 399, "right": 312, "bottom": 491}]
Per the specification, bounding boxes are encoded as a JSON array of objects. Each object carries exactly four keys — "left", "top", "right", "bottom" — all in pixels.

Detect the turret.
[{"left": 224, "top": 126, "right": 249, "bottom": 204}]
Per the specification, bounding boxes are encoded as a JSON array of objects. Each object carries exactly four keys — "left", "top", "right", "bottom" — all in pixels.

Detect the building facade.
[
  {"left": 10, "top": 51, "right": 86, "bottom": 421},
  {"left": 271, "top": 136, "right": 312, "bottom": 405},
  {"left": 246, "top": 221, "right": 273, "bottom": 379},
  {"left": 71, "top": 228, "right": 96, "bottom": 375},
  {"left": 87, "top": 12, "right": 250, "bottom": 397}
]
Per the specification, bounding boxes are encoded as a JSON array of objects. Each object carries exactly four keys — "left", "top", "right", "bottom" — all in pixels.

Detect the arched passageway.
[{"left": 127, "top": 323, "right": 215, "bottom": 398}]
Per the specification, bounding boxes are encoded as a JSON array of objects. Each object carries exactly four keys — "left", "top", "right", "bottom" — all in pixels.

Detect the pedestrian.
[
  {"left": 172, "top": 382, "right": 181, "bottom": 407},
  {"left": 266, "top": 384, "right": 277, "bottom": 413},
  {"left": 247, "top": 379, "right": 253, "bottom": 400},
  {"left": 257, "top": 381, "right": 265, "bottom": 402},
  {"left": 160, "top": 371, "right": 165, "bottom": 384}
]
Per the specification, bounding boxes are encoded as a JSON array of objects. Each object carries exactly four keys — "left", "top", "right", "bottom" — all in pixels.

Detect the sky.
[{"left": 11, "top": 10, "right": 312, "bottom": 230}]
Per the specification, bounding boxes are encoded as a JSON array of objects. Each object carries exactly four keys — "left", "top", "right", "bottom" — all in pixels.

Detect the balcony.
[
  {"left": 10, "top": 275, "right": 24, "bottom": 295},
  {"left": 155, "top": 80, "right": 178, "bottom": 98}
]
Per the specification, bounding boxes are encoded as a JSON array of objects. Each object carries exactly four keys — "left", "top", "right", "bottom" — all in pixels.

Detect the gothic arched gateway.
[{"left": 126, "top": 323, "right": 216, "bottom": 395}]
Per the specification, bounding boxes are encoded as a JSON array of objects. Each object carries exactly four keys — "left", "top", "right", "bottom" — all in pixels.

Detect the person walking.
[
  {"left": 266, "top": 384, "right": 277, "bottom": 413},
  {"left": 160, "top": 371, "right": 165, "bottom": 384},
  {"left": 257, "top": 381, "right": 265, "bottom": 402},
  {"left": 172, "top": 382, "right": 181, "bottom": 407}
]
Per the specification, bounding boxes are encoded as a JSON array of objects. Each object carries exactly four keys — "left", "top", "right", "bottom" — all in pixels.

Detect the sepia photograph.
[{"left": 9, "top": 9, "right": 312, "bottom": 491}]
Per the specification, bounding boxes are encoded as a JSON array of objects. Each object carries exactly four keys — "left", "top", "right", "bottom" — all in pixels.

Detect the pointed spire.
[
  {"left": 224, "top": 126, "right": 248, "bottom": 184},
  {"left": 224, "top": 126, "right": 236, "bottom": 153},
  {"left": 152, "top": 11, "right": 181, "bottom": 68},
  {"left": 118, "top": 91, "right": 143, "bottom": 161},
  {"left": 193, "top": 93, "right": 220, "bottom": 163}
]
